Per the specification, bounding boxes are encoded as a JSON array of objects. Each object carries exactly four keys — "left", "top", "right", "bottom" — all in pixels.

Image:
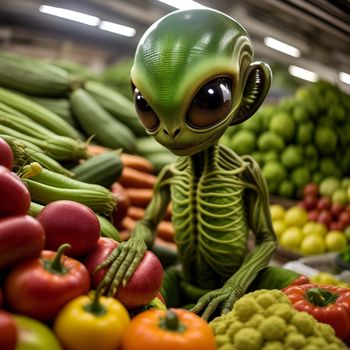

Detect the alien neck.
[{"left": 190, "top": 142, "right": 218, "bottom": 178}]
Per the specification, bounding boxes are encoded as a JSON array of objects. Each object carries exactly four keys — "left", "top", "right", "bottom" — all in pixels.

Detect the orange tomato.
[{"left": 120, "top": 308, "right": 217, "bottom": 350}]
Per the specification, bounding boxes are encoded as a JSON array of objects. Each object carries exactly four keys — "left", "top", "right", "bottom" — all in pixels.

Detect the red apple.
[
  {"left": 317, "top": 197, "right": 332, "bottom": 211},
  {"left": 0, "top": 310, "right": 17, "bottom": 350},
  {"left": 339, "top": 211, "right": 350, "bottom": 228},
  {"left": 83, "top": 237, "right": 164, "bottom": 310},
  {"left": 329, "top": 221, "right": 345, "bottom": 231},
  {"left": 331, "top": 203, "right": 345, "bottom": 219},
  {"left": 318, "top": 210, "right": 333, "bottom": 228},
  {"left": 303, "top": 183, "right": 319, "bottom": 198},
  {"left": 308, "top": 209, "right": 320, "bottom": 222},
  {"left": 37, "top": 200, "right": 100, "bottom": 258},
  {"left": 303, "top": 195, "right": 318, "bottom": 211}
]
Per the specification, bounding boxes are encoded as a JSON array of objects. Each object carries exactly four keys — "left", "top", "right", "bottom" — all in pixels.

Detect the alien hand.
[
  {"left": 189, "top": 285, "right": 242, "bottom": 320},
  {"left": 95, "top": 235, "right": 147, "bottom": 297}
]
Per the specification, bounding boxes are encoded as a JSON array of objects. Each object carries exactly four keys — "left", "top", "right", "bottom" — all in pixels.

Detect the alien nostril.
[
  {"left": 163, "top": 129, "right": 169, "bottom": 135},
  {"left": 173, "top": 129, "right": 180, "bottom": 138}
]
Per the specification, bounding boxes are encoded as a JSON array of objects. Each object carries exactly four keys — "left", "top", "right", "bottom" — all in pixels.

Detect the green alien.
[{"left": 99, "top": 8, "right": 298, "bottom": 319}]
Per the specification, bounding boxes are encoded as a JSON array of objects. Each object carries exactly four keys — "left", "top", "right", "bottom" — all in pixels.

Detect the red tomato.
[
  {"left": 4, "top": 246, "right": 90, "bottom": 321},
  {"left": 303, "top": 183, "right": 319, "bottom": 198},
  {"left": 0, "top": 166, "right": 30, "bottom": 218},
  {"left": 317, "top": 196, "right": 332, "bottom": 211},
  {"left": 0, "top": 310, "right": 17, "bottom": 350}
]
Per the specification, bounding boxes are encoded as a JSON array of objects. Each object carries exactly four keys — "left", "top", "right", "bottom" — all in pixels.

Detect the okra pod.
[{"left": 1, "top": 135, "right": 73, "bottom": 177}]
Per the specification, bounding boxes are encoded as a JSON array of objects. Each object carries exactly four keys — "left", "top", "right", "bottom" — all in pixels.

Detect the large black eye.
[
  {"left": 133, "top": 87, "right": 159, "bottom": 131},
  {"left": 186, "top": 77, "right": 232, "bottom": 128}
]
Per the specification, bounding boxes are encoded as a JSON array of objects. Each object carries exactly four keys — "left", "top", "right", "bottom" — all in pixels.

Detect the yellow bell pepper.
[{"left": 53, "top": 291, "right": 130, "bottom": 350}]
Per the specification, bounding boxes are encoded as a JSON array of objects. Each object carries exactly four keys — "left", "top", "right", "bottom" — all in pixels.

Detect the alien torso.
[{"left": 169, "top": 143, "right": 250, "bottom": 289}]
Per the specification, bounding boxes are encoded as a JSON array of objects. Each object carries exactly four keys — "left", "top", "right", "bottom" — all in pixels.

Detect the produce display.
[
  {"left": 1, "top": 5, "right": 350, "bottom": 350},
  {"left": 221, "top": 80, "right": 350, "bottom": 198},
  {"left": 210, "top": 289, "right": 346, "bottom": 349}
]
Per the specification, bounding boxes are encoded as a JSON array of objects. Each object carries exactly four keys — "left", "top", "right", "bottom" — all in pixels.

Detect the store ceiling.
[{"left": 0, "top": 0, "right": 349, "bottom": 90}]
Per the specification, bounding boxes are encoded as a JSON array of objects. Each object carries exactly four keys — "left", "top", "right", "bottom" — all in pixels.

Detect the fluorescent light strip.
[
  {"left": 289, "top": 65, "right": 318, "bottom": 82},
  {"left": 99, "top": 21, "right": 136, "bottom": 37},
  {"left": 39, "top": 5, "right": 100, "bottom": 26},
  {"left": 339, "top": 72, "right": 350, "bottom": 85},
  {"left": 264, "top": 37, "right": 301, "bottom": 57},
  {"left": 157, "top": 0, "right": 206, "bottom": 10}
]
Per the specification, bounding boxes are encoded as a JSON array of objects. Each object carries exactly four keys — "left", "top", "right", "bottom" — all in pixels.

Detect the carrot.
[
  {"left": 157, "top": 220, "right": 175, "bottom": 243},
  {"left": 87, "top": 144, "right": 111, "bottom": 156},
  {"left": 119, "top": 166, "right": 157, "bottom": 189},
  {"left": 120, "top": 230, "right": 131, "bottom": 241},
  {"left": 120, "top": 216, "right": 136, "bottom": 232},
  {"left": 128, "top": 206, "right": 145, "bottom": 221},
  {"left": 121, "top": 153, "right": 155, "bottom": 174},
  {"left": 124, "top": 188, "right": 153, "bottom": 208}
]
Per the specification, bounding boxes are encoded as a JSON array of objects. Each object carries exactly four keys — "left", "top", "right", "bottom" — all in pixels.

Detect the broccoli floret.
[
  {"left": 256, "top": 292, "right": 276, "bottom": 308},
  {"left": 234, "top": 296, "right": 262, "bottom": 322},
  {"left": 227, "top": 321, "right": 243, "bottom": 339},
  {"left": 266, "top": 303, "right": 294, "bottom": 321},
  {"left": 245, "top": 314, "right": 265, "bottom": 328},
  {"left": 284, "top": 332, "right": 306, "bottom": 348},
  {"left": 215, "top": 334, "right": 231, "bottom": 347},
  {"left": 260, "top": 341, "right": 284, "bottom": 350},
  {"left": 291, "top": 311, "right": 315, "bottom": 336},
  {"left": 233, "top": 328, "right": 263, "bottom": 350},
  {"left": 259, "top": 315, "right": 286, "bottom": 340}
]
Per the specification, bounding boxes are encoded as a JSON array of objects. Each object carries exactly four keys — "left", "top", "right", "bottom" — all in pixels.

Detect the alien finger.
[
  {"left": 102, "top": 249, "right": 129, "bottom": 296},
  {"left": 121, "top": 251, "right": 145, "bottom": 287},
  {"left": 94, "top": 245, "right": 123, "bottom": 273},
  {"left": 201, "top": 294, "right": 227, "bottom": 320},
  {"left": 221, "top": 291, "right": 238, "bottom": 315}
]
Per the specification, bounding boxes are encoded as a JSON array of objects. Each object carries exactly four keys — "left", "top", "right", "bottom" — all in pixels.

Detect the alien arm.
[
  {"left": 97, "top": 163, "right": 173, "bottom": 295},
  {"left": 131, "top": 164, "right": 173, "bottom": 248},
  {"left": 222, "top": 154, "right": 277, "bottom": 296}
]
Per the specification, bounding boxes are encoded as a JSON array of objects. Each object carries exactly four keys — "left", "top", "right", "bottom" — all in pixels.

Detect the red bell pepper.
[
  {"left": 4, "top": 243, "right": 90, "bottom": 321},
  {"left": 283, "top": 283, "right": 350, "bottom": 341}
]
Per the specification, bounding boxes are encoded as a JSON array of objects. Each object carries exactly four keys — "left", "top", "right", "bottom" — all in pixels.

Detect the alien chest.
[{"left": 170, "top": 171, "right": 249, "bottom": 281}]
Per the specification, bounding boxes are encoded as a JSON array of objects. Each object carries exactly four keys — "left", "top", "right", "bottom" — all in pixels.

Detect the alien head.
[{"left": 131, "top": 8, "right": 271, "bottom": 156}]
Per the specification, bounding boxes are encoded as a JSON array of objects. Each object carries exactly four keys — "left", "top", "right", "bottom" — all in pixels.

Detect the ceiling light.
[
  {"left": 99, "top": 21, "right": 136, "bottom": 37},
  {"left": 264, "top": 37, "right": 301, "bottom": 57},
  {"left": 288, "top": 65, "right": 319, "bottom": 82},
  {"left": 157, "top": 0, "right": 206, "bottom": 10},
  {"left": 39, "top": 5, "right": 100, "bottom": 26},
  {"left": 339, "top": 72, "right": 350, "bottom": 85}
]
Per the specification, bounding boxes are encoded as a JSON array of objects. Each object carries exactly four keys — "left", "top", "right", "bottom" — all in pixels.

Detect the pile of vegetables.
[
  {"left": 221, "top": 80, "right": 350, "bottom": 198},
  {"left": 0, "top": 51, "right": 176, "bottom": 172},
  {"left": 210, "top": 289, "right": 347, "bottom": 349}
]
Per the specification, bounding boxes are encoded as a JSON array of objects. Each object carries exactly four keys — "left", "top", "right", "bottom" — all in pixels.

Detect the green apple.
[{"left": 325, "top": 230, "right": 347, "bottom": 252}]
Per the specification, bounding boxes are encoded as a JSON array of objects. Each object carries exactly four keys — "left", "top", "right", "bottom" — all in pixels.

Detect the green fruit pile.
[{"left": 221, "top": 80, "right": 350, "bottom": 198}]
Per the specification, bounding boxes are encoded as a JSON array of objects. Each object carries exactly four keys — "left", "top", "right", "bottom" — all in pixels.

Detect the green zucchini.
[
  {"left": 22, "top": 168, "right": 116, "bottom": 216},
  {"left": 70, "top": 88, "right": 136, "bottom": 153},
  {"left": 84, "top": 80, "right": 147, "bottom": 137},
  {"left": 0, "top": 52, "right": 74, "bottom": 97},
  {"left": 0, "top": 87, "right": 81, "bottom": 139},
  {"left": 71, "top": 151, "right": 123, "bottom": 188}
]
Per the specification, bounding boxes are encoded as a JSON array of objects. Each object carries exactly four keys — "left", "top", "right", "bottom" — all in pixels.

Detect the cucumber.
[
  {"left": 0, "top": 52, "right": 75, "bottom": 97},
  {"left": 84, "top": 80, "right": 147, "bottom": 137},
  {"left": 71, "top": 151, "right": 123, "bottom": 188},
  {"left": 70, "top": 88, "right": 136, "bottom": 153}
]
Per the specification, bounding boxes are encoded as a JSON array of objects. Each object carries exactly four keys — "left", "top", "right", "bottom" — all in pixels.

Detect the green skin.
[{"left": 99, "top": 8, "right": 280, "bottom": 319}]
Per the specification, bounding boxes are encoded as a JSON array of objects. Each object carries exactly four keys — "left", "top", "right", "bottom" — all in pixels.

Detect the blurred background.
[{"left": 1, "top": 0, "right": 349, "bottom": 94}]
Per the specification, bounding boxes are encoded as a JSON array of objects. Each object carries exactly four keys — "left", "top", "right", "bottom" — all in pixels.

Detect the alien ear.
[{"left": 231, "top": 62, "right": 272, "bottom": 125}]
